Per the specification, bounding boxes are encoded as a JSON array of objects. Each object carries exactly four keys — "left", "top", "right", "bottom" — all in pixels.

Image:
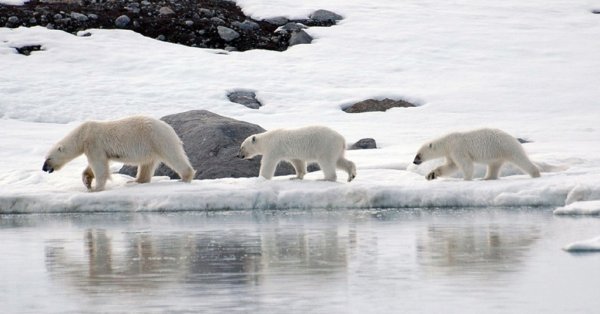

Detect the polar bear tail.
[{"left": 337, "top": 158, "right": 357, "bottom": 182}]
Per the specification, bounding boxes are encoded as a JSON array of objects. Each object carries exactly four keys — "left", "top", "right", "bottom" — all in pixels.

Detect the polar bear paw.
[{"left": 426, "top": 170, "right": 439, "bottom": 181}]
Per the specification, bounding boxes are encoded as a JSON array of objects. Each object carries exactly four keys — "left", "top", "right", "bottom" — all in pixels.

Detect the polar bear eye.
[
  {"left": 252, "top": 136, "right": 256, "bottom": 143},
  {"left": 428, "top": 143, "right": 432, "bottom": 149},
  {"left": 58, "top": 146, "right": 64, "bottom": 152}
]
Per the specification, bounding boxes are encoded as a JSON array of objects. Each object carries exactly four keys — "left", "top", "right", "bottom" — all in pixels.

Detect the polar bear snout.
[
  {"left": 413, "top": 154, "right": 422, "bottom": 165},
  {"left": 42, "top": 159, "right": 54, "bottom": 173}
]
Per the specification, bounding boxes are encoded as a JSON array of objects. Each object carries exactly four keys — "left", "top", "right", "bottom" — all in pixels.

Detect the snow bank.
[
  {"left": 554, "top": 201, "right": 600, "bottom": 215},
  {"left": 1, "top": 0, "right": 600, "bottom": 212},
  {"left": 564, "top": 236, "right": 600, "bottom": 252}
]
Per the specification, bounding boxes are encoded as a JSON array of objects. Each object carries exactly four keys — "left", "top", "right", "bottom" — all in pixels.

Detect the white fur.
[
  {"left": 413, "top": 128, "right": 540, "bottom": 181},
  {"left": 43, "top": 116, "right": 195, "bottom": 191},
  {"left": 239, "top": 126, "right": 357, "bottom": 182}
]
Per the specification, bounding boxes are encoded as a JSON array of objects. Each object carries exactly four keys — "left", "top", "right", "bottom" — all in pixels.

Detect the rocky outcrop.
[{"left": 343, "top": 98, "right": 417, "bottom": 113}]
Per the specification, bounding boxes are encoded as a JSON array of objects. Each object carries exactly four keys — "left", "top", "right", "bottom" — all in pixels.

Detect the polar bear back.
[
  {"left": 258, "top": 126, "right": 346, "bottom": 160},
  {"left": 443, "top": 128, "right": 527, "bottom": 162},
  {"left": 82, "top": 116, "right": 182, "bottom": 164}
]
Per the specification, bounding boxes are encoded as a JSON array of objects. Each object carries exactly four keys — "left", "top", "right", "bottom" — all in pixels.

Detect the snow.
[
  {"left": 1, "top": 0, "right": 600, "bottom": 212},
  {"left": 0, "top": 0, "right": 27, "bottom": 5},
  {"left": 554, "top": 200, "right": 600, "bottom": 215},
  {"left": 564, "top": 236, "right": 600, "bottom": 252}
]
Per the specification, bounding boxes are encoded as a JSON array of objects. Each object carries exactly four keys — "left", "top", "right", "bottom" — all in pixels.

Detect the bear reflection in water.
[
  {"left": 416, "top": 224, "right": 540, "bottom": 277},
  {"left": 45, "top": 227, "right": 352, "bottom": 292}
]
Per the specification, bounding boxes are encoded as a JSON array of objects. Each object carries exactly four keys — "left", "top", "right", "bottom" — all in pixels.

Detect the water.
[{"left": 1, "top": 208, "right": 599, "bottom": 314}]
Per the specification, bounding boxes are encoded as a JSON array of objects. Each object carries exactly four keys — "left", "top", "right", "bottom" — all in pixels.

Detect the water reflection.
[
  {"left": 417, "top": 223, "right": 539, "bottom": 277},
  {"left": 44, "top": 224, "right": 350, "bottom": 294}
]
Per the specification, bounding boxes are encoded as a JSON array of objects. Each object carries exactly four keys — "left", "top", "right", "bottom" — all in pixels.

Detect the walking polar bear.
[
  {"left": 238, "top": 126, "right": 357, "bottom": 182},
  {"left": 413, "top": 128, "right": 540, "bottom": 181},
  {"left": 43, "top": 116, "right": 195, "bottom": 191}
]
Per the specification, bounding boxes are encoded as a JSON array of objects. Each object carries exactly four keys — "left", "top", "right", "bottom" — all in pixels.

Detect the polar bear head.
[
  {"left": 43, "top": 126, "right": 86, "bottom": 173},
  {"left": 238, "top": 134, "right": 263, "bottom": 159},
  {"left": 413, "top": 140, "right": 446, "bottom": 165}
]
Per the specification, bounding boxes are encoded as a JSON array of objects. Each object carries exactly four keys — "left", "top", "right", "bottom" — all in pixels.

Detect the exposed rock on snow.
[
  {"left": 119, "top": 110, "right": 303, "bottom": 180},
  {"left": 309, "top": 9, "right": 343, "bottom": 23},
  {"left": 0, "top": 0, "right": 341, "bottom": 51},
  {"left": 13, "top": 44, "right": 42, "bottom": 55},
  {"left": 563, "top": 236, "right": 600, "bottom": 252},
  {"left": 227, "top": 90, "right": 262, "bottom": 109},
  {"left": 288, "top": 29, "right": 312, "bottom": 46},
  {"left": 343, "top": 98, "right": 417, "bottom": 113},
  {"left": 349, "top": 138, "right": 377, "bottom": 150}
]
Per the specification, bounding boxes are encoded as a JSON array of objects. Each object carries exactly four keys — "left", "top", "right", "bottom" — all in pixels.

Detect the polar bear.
[
  {"left": 238, "top": 126, "right": 356, "bottom": 182},
  {"left": 42, "top": 116, "right": 195, "bottom": 191},
  {"left": 413, "top": 128, "right": 540, "bottom": 181}
]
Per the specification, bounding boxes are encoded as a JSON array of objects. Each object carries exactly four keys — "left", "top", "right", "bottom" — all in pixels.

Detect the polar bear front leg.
[
  {"left": 89, "top": 158, "right": 110, "bottom": 191},
  {"left": 426, "top": 159, "right": 457, "bottom": 180},
  {"left": 290, "top": 159, "right": 306, "bottom": 180},
  {"left": 82, "top": 165, "right": 94, "bottom": 191},
  {"left": 259, "top": 156, "right": 278, "bottom": 180},
  {"left": 484, "top": 161, "right": 503, "bottom": 180},
  {"left": 136, "top": 160, "right": 158, "bottom": 184}
]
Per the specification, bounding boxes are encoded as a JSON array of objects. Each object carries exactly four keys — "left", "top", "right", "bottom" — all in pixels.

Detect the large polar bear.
[
  {"left": 413, "top": 128, "right": 540, "bottom": 181},
  {"left": 238, "top": 126, "right": 357, "bottom": 182},
  {"left": 42, "top": 116, "right": 195, "bottom": 191}
]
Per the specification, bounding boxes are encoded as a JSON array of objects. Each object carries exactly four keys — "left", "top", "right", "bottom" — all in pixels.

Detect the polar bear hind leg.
[
  {"left": 290, "top": 159, "right": 306, "bottom": 180},
  {"left": 318, "top": 159, "right": 337, "bottom": 182},
  {"left": 509, "top": 155, "right": 540, "bottom": 178}
]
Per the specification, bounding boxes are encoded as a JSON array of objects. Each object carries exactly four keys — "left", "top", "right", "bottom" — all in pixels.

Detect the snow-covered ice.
[
  {"left": 1, "top": 0, "right": 600, "bottom": 212},
  {"left": 554, "top": 200, "right": 600, "bottom": 215},
  {"left": 564, "top": 236, "right": 600, "bottom": 252}
]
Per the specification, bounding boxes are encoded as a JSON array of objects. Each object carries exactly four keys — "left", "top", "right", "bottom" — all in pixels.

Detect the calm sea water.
[{"left": 1, "top": 208, "right": 599, "bottom": 314}]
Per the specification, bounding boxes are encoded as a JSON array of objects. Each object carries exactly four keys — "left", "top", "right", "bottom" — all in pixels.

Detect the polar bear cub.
[
  {"left": 413, "top": 128, "right": 540, "bottom": 181},
  {"left": 238, "top": 126, "right": 356, "bottom": 182},
  {"left": 43, "top": 116, "right": 195, "bottom": 191}
]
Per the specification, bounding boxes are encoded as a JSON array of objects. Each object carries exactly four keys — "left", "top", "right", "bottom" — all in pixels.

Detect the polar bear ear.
[{"left": 252, "top": 136, "right": 256, "bottom": 143}]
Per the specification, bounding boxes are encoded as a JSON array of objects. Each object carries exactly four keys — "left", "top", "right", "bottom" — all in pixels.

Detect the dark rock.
[
  {"left": 217, "top": 26, "right": 239, "bottom": 41},
  {"left": 158, "top": 6, "right": 175, "bottom": 16},
  {"left": 232, "top": 20, "right": 259, "bottom": 31},
  {"left": 114, "top": 15, "right": 130, "bottom": 28},
  {"left": 309, "top": 9, "right": 343, "bottom": 23},
  {"left": 118, "top": 110, "right": 309, "bottom": 180},
  {"left": 70, "top": 12, "right": 88, "bottom": 22},
  {"left": 350, "top": 138, "right": 377, "bottom": 150},
  {"left": 14, "top": 45, "right": 43, "bottom": 56},
  {"left": 0, "top": 1, "right": 340, "bottom": 52},
  {"left": 277, "top": 22, "right": 306, "bottom": 33},
  {"left": 289, "top": 29, "right": 312, "bottom": 46},
  {"left": 343, "top": 98, "right": 417, "bottom": 113},
  {"left": 227, "top": 90, "right": 262, "bottom": 109},
  {"left": 592, "top": 9, "right": 600, "bottom": 14},
  {"left": 264, "top": 16, "right": 288, "bottom": 26},
  {"left": 517, "top": 138, "right": 532, "bottom": 144}
]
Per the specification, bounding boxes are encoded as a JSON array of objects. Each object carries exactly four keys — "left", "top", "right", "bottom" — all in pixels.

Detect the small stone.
[
  {"left": 87, "top": 14, "right": 98, "bottom": 20},
  {"left": 7, "top": 16, "right": 19, "bottom": 24},
  {"left": 289, "top": 30, "right": 312, "bottom": 46},
  {"left": 159, "top": 6, "right": 175, "bottom": 16},
  {"left": 277, "top": 22, "right": 306, "bottom": 33},
  {"left": 53, "top": 14, "right": 62, "bottom": 20},
  {"left": 349, "top": 138, "right": 377, "bottom": 150},
  {"left": 210, "top": 17, "right": 225, "bottom": 25},
  {"left": 185, "top": 20, "right": 194, "bottom": 26},
  {"left": 232, "top": 20, "right": 259, "bottom": 31},
  {"left": 70, "top": 12, "right": 88, "bottom": 22},
  {"left": 309, "top": 9, "right": 343, "bottom": 23},
  {"left": 199, "top": 8, "right": 213, "bottom": 17},
  {"left": 224, "top": 46, "right": 237, "bottom": 52},
  {"left": 29, "top": 17, "right": 37, "bottom": 24},
  {"left": 217, "top": 26, "right": 240, "bottom": 42},
  {"left": 228, "top": 90, "right": 262, "bottom": 109},
  {"left": 264, "top": 16, "right": 288, "bottom": 26},
  {"left": 115, "top": 15, "right": 131, "bottom": 28},
  {"left": 343, "top": 98, "right": 417, "bottom": 113},
  {"left": 156, "top": 34, "right": 166, "bottom": 41},
  {"left": 141, "top": 1, "right": 150, "bottom": 6}
]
